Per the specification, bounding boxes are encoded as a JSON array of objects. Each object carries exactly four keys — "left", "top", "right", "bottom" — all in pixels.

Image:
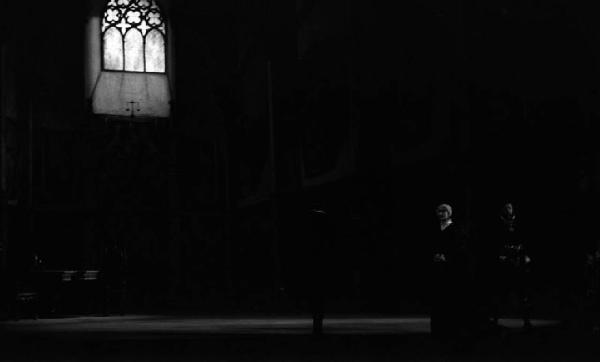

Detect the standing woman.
[{"left": 431, "top": 203, "right": 472, "bottom": 339}]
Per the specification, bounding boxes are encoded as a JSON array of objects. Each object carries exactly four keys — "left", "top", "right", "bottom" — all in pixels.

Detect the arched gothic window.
[
  {"left": 87, "top": 0, "right": 172, "bottom": 117},
  {"left": 102, "top": 0, "right": 166, "bottom": 73}
]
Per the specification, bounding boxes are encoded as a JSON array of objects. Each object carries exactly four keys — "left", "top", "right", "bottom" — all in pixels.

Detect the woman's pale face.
[
  {"left": 436, "top": 208, "right": 450, "bottom": 222},
  {"left": 504, "top": 203, "right": 514, "bottom": 216}
]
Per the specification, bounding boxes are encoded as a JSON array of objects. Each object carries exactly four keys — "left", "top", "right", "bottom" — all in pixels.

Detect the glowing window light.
[
  {"left": 145, "top": 29, "right": 165, "bottom": 72},
  {"left": 101, "top": 0, "right": 166, "bottom": 73}
]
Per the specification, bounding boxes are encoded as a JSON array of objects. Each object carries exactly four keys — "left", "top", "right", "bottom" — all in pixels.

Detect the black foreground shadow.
[{"left": 1, "top": 315, "right": 598, "bottom": 361}]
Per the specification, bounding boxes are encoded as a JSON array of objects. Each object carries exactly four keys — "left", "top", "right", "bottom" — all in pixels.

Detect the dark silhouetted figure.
[
  {"left": 307, "top": 207, "right": 333, "bottom": 335},
  {"left": 584, "top": 241, "right": 600, "bottom": 333},
  {"left": 490, "top": 202, "right": 532, "bottom": 330},
  {"left": 101, "top": 242, "right": 127, "bottom": 315},
  {"left": 430, "top": 203, "right": 472, "bottom": 339}
]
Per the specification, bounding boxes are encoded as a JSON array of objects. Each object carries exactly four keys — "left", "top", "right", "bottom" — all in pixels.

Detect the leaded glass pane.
[
  {"left": 103, "top": 27, "right": 123, "bottom": 70},
  {"left": 124, "top": 29, "right": 144, "bottom": 72},
  {"left": 145, "top": 30, "right": 165, "bottom": 72},
  {"left": 102, "top": 0, "right": 166, "bottom": 73}
]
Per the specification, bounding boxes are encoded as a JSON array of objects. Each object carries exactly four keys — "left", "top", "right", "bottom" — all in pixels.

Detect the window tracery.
[{"left": 102, "top": 0, "right": 166, "bottom": 73}]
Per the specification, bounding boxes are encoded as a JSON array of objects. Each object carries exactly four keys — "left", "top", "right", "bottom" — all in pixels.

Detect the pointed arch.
[{"left": 103, "top": 27, "right": 124, "bottom": 70}]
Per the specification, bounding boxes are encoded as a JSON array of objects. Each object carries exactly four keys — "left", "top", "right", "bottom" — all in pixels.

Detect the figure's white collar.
[{"left": 440, "top": 219, "right": 453, "bottom": 231}]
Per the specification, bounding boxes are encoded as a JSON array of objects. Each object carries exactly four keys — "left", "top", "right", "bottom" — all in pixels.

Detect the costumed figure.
[
  {"left": 431, "top": 203, "right": 473, "bottom": 339},
  {"left": 491, "top": 202, "right": 532, "bottom": 329}
]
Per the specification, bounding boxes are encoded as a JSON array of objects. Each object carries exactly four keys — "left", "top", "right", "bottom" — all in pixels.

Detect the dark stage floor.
[{"left": 0, "top": 315, "right": 597, "bottom": 361}]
